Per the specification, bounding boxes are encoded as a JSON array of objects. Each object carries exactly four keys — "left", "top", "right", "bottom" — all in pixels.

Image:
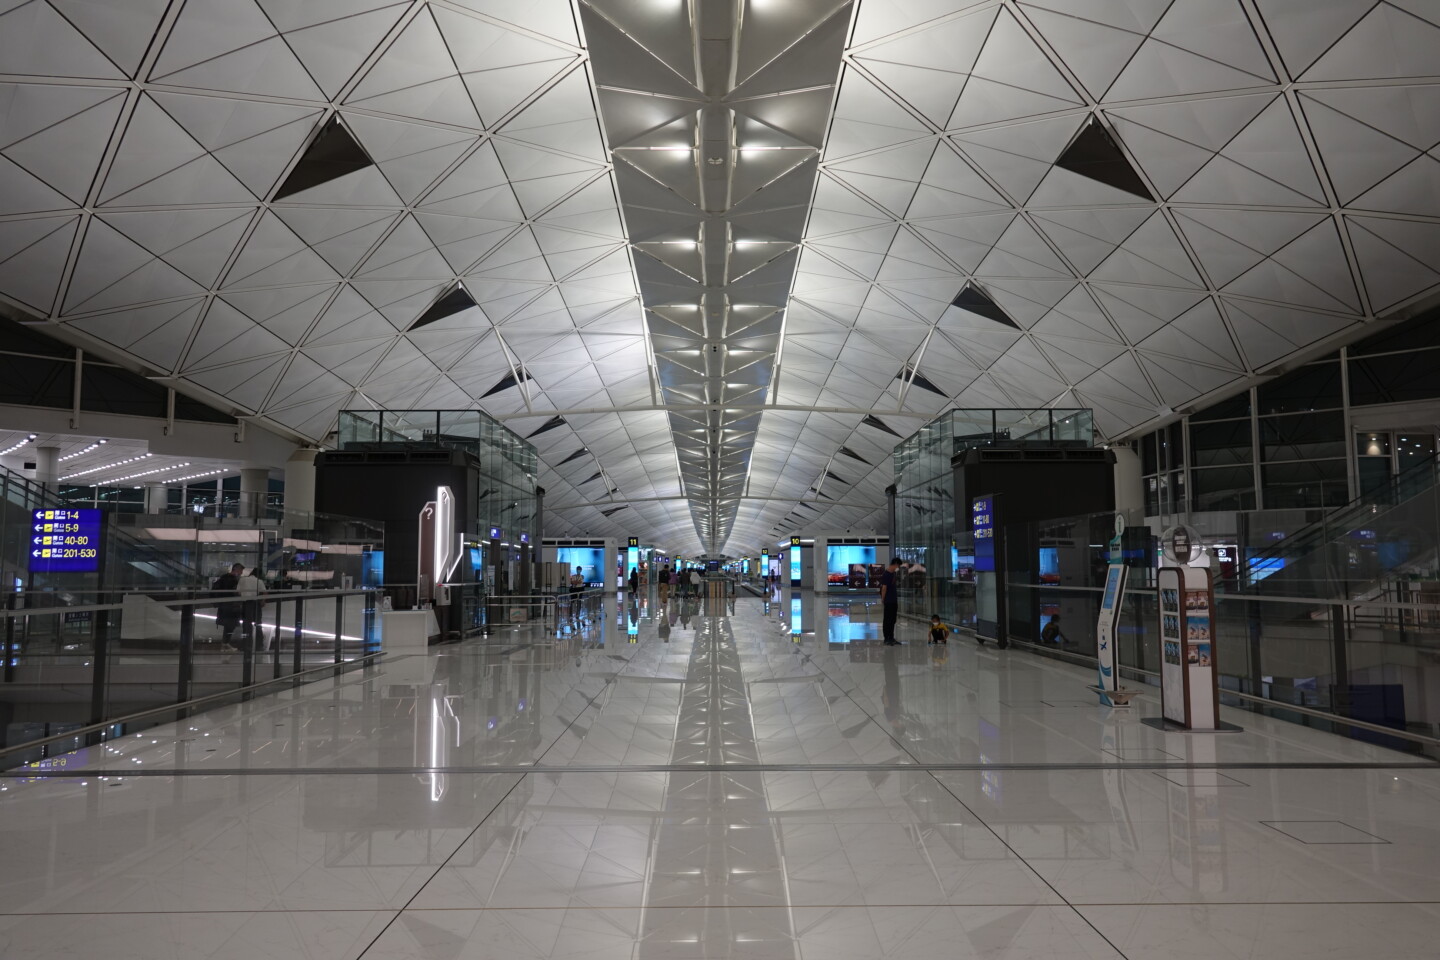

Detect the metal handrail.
[
  {"left": 1001, "top": 630, "right": 1440, "bottom": 752},
  {"left": 0, "top": 652, "right": 382, "bottom": 766},
  {"left": 0, "top": 587, "right": 376, "bottom": 620},
  {"left": 1008, "top": 577, "right": 1440, "bottom": 614}
]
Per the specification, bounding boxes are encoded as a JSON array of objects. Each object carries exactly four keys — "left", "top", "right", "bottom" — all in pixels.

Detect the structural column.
[
  {"left": 143, "top": 482, "right": 168, "bottom": 514},
  {"left": 284, "top": 448, "right": 317, "bottom": 521},
  {"left": 1112, "top": 443, "right": 1144, "bottom": 523},
  {"left": 34, "top": 446, "right": 59, "bottom": 489},
  {"left": 239, "top": 467, "right": 269, "bottom": 520}
]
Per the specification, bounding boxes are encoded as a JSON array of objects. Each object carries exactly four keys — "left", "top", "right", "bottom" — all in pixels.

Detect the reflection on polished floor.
[{"left": 2, "top": 590, "right": 1438, "bottom": 959}]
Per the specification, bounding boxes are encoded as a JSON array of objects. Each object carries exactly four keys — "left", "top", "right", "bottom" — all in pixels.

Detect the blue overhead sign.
[
  {"left": 29, "top": 508, "right": 102, "bottom": 573},
  {"left": 972, "top": 496, "right": 995, "bottom": 572}
]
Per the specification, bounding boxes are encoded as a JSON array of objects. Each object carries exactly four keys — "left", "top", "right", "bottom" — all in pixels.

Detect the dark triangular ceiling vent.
[
  {"left": 837, "top": 445, "right": 871, "bottom": 465},
  {"left": 822, "top": 469, "right": 850, "bottom": 486},
  {"left": 526, "top": 415, "right": 566, "bottom": 440},
  {"left": 1055, "top": 116, "right": 1153, "bottom": 201},
  {"left": 275, "top": 116, "right": 374, "bottom": 200},
  {"left": 951, "top": 282, "right": 1019, "bottom": 330},
  {"left": 579, "top": 470, "right": 603, "bottom": 485},
  {"left": 558, "top": 447, "right": 589, "bottom": 466},
  {"left": 797, "top": 502, "right": 817, "bottom": 512},
  {"left": 482, "top": 367, "right": 533, "bottom": 398},
  {"left": 862, "top": 414, "right": 901, "bottom": 437},
  {"left": 410, "top": 283, "right": 478, "bottom": 332},
  {"left": 600, "top": 505, "right": 628, "bottom": 517},
  {"left": 896, "top": 365, "right": 947, "bottom": 397}
]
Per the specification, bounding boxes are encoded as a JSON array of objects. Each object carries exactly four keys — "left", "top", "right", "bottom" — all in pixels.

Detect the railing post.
[
  {"left": 292, "top": 596, "right": 304, "bottom": 679},
  {"left": 3, "top": 592, "right": 15, "bottom": 684},
  {"left": 89, "top": 593, "right": 109, "bottom": 724},
  {"left": 1331, "top": 602, "right": 1350, "bottom": 721},
  {"left": 177, "top": 600, "right": 194, "bottom": 707},
  {"left": 240, "top": 610, "right": 254, "bottom": 689},
  {"left": 334, "top": 593, "right": 344, "bottom": 665},
  {"left": 272, "top": 597, "right": 282, "bottom": 680}
]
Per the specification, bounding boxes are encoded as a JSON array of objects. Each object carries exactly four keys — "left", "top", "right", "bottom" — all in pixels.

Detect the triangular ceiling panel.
[{"left": 0, "top": 0, "right": 1437, "bottom": 556}]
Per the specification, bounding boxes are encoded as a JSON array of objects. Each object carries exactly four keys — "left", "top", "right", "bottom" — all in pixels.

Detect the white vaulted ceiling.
[{"left": 0, "top": 0, "right": 1438, "bottom": 555}]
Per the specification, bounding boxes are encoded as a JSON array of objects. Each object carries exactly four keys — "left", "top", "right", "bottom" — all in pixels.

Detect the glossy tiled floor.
[{"left": 3, "top": 589, "right": 1438, "bottom": 959}]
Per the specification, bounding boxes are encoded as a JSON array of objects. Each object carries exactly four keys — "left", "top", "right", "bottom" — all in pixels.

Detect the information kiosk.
[
  {"left": 1146, "top": 525, "right": 1238, "bottom": 732},
  {"left": 1091, "top": 513, "right": 1134, "bottom": 706}
]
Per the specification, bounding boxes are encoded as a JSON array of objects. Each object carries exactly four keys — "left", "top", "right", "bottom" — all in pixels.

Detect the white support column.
[
  {"left": 34, "top": 446, "right": 59, "bottom": 489},
  {"left": 284, "top": 448, "right": 317, "bottom": 522},
  {"left": 1112, "top": 443, "right": 1144, "bottom": 525},
  {"left": 239, "top": 466, "right": 269, "bottom": 519},
  {"left": 143, "top": 482, "right": 168, "bottom": 514}
]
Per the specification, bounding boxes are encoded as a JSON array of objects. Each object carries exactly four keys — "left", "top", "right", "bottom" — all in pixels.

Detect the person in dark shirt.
[
  {"left": 212, "top": 562, "right": 243, "bottom": 646},
  {"left": 879, "top": 557, "right": 901, "bottom": 645}
]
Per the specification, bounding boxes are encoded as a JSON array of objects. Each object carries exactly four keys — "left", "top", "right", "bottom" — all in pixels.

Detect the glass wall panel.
[
  {"left": 1261, "top": 411, "right": 1345, "bottom": 461},
  {"left": 1190, "top": 419, "right": 1252, "bottom": 466},
  {"left": 1261, "top": 459, "right": 1348, "bottom": 509},
  {"left": 1257, "top": 360, "right": 1342, "bottom": 414},
  {"left": 1348, "top": 352, "right": 1440, "bottom": 406},
  {"left": 1192, "top": 466, "right": 1257, "bottom": 511}
]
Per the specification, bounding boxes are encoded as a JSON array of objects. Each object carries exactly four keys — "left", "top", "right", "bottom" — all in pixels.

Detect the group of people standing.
[
  {"left": 211, "top": 562, "right": 269, "bottom": 649},
  {"left": 652, "top": 565, "right": 702, "bottom": 603}
]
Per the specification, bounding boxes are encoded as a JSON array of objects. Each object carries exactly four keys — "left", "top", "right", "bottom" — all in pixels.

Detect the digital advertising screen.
[
  {"left": 951, "top": 545, "right": 975, "bottom": 582},
  {"left": 789, "top": 548, "right": 801, "bottom": 584},
  {"left": 1038, "top": 546, "right": 1060, "bottom": 584},
  {"left": 556, "top": 547, "right": 605, "bottom": 587},
  {"left": 825, "top": 544, "right": 876, "bottom": 588},
  {"left": 29, "top": 508, "right": 102, "bottom": 573}
]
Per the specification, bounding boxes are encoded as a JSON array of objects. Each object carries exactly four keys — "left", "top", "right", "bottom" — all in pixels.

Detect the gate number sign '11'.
[{"left": 29, "top": 508, "right": 102, "bottom": 573}]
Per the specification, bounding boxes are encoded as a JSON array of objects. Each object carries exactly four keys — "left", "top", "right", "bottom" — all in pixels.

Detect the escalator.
[{"left": 1222, "top": 452, "right": 1440, "bottom": 600}]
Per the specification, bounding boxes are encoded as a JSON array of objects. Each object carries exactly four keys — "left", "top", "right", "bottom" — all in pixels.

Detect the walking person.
[
  {"left": 628, "top": 567, "right": 639, "bottom": 595},
  {"left": 569, "top": 565, "right": 586, "bottom": 623},
  {"left": 689, "top": 566, "right": 701, "bottom": 600},
  {"left": 879, "top": 557, "right": 901, "bottom": 645},
  {"left": 658, "top": 565, "right": 671, "bottom": 604}
]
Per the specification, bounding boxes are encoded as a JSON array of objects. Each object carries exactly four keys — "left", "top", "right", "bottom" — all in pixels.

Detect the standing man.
[
  {"left": 689, "top": 566, "right": 702, "bottom": 600},
  {"left": 213, "top": 562, "right": 244, "bottom": 647},
  {"left": 658, "top": 565, "right": 671, "bottom": 604},
  {"left": 879, "top": 557, "right": 902, "bottom": 645}
]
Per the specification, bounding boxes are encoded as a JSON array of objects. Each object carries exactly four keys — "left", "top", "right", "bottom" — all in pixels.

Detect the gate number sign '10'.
[{"left": 29, "top": 508, "right": 102, "bottom": 573}]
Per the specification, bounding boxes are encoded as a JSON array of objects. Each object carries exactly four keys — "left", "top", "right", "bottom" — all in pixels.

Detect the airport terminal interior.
[{"left": 2, "top": 1, "right": 1440, "bottom": 957}]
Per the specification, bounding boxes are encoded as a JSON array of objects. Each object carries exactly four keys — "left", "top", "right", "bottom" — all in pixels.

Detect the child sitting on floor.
[{"left": 928, "top": 614, "right": 950, "bottom": 645}]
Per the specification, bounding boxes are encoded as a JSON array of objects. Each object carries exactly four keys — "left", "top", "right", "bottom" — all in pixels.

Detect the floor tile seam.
[
  {"left": 2, "top": 899, "right": 1437, "bottom": 918},
  {"left": 7, "top": 760, "right": 1436, "bottom": 779},
  {"left": 352, "top": 773, "right": 528, "bottom": 960},
  {"left": 923, "top": 768, "right": 1134, "bottom": 960}
]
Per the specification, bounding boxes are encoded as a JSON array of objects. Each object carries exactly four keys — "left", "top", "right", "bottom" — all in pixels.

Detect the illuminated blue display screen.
[
  {"left": 972, "top": 497, "right": 995, "bottom": 572},
  {"left": 556, "top": 547, "right": 605, "bottom": 587},
  {"left": 789, "top": 548, "right": 801, "bottom": 583},
  {"left": 29, "top": 509, "right": 102, "bottom": 573}
]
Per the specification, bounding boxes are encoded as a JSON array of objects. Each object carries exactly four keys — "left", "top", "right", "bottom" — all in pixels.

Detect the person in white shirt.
[{"left": 236, "top": 566, "right": 268, "bottom": 650}]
